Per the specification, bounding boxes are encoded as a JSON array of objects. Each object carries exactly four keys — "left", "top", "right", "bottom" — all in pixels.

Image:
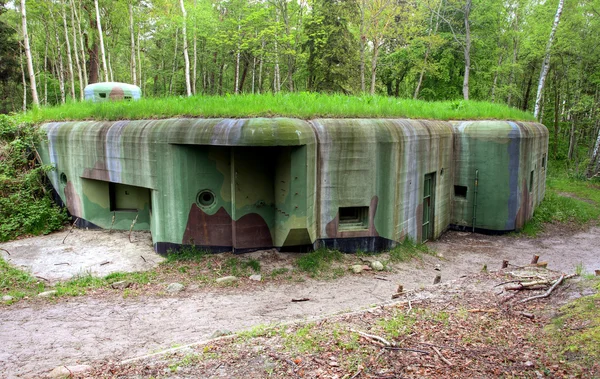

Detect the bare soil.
[{"left": 0, "top": 227, "right": 599, "bottom": 378}]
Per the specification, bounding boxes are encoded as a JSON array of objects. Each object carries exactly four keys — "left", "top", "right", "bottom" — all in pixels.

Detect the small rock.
[
  {"left": 350, "top": 265, "right": 363, "bottom": 274},
  {"left": 166, "top": 283, "right": 185, "bottom": 293},
  {"left": 249, "top": 274, "right": 262, "bottom": 281},
  {"left": 525, "top": 361, "right": 535, "bottom": 367},
  {"left": 211, "top": 329, "right": 232, "bottom": 338},
  {"left": 371, "top": 261, "right": 384, "bottom": 271},
  {"left": 111, "top": 280, "right": 131, "bottom": 290},
  {"left": 2, "top": 295, "right": 13, "bottom": 302},
  {"left": 362, "top": 265, "right": 372, "bottom": 271},
  {"left": 37, "top": 290, "right": 57, "bottom": 298},
  {"left": 48, "top": 364, "right": 92, "bottom": 378},
  {"left": 328, "top": 361, "right": 340, "bottom": 367},
  {"left": 216, "top": 276, "right": 238, "bottom": 284}
]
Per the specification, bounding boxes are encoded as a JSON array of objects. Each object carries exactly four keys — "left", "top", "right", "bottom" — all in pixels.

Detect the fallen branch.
[
  {"left": 35, "top": 275, "right": 49, "bottom": 282},
  {"left": 431, "top": 346, "right": 453, "bottom": 366},
  {"left": 518, "top": 274, "right": 566, "bottom": 304},
  {"left": 291, "top": 298, "right": 310, "bottom": 302},
  {"left": 99, "top": 261, "right": 111, "bottom": 266},
  {"left": 505, "top": 284, "right": 549, "bottom": 291},
  {"left": 468, "top": 308, "right": 497, "bottom": 313},
  {"left": 384, "top": 346, "right": 429, "bottom": 355},
  {"left": 54, "top": 262, "right": 70, "bottom": 266},
  {"left": 351, "top": 329, "right": 391, "bottom": 347},
  {"left": 140, "top": 255, "right": 147, "bottom": 262},
  {"left": 62, "top": 218, "right": 79, "bottom": 244},
  {"left": 128, "top": 214, "right": 139, "bottom": 243},
  {"left": 374, "top": 276, "right": 389, "bottom": 281},
  {"left": 0, "top": 248, "right": 10, "bottom": 256},
  {"left": 519, "top": 312, "right": 535, "bottom": 319}
]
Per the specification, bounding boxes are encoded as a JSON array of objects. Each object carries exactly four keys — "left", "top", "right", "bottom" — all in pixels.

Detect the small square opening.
[
  {"left": 542, "top": 155, "right": 546, "bottom": 170},
  {"left": 530, "top": 170, "right": 534, "bottom": 191},
  {"left": 110, "top": 182, "right": 151, "bottom": 212},
  {"left": 99, "top": 93, "right": 107, "bottom": 98},
  {"left": 338, "top": 207, "right": 369, "bottom": 231},
  {"left": 454, "top": 185, "right": 468, "bottom": 198}
]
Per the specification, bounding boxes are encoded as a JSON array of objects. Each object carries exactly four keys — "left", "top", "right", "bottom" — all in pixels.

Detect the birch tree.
[
  {"left": 129, "top": 2, "right": 137, "bottom": 86},
  {"left": 94, "top": 0, "right": 109, "bottom": 82},
  {"left": 180, "top": 0, "right": 192, "bottom": 96},
  {"left": 20, "top": 0, "right": 39, "bottom": 107},
  {"left": 534, "top": 0, "right": 564, "bottom": 120},
  {"left": 61, "top": 0, "right": 76, "bottom": 100}
]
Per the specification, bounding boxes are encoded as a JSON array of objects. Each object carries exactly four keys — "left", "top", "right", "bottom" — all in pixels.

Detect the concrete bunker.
[{"left": 36, "top": 118, "right": 548, "bottom": 254}]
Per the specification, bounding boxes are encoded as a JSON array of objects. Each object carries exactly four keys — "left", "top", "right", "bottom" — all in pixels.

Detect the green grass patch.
[
  {"left": 546, "top": 278, "right": 600, "bottom": 368},
  {"left": 19, "top": 94, "right": 535, "bottom": 123},
  {"left": 388, "top": 237, "right": 430, "bottom": 263},
  {"left": 164, "top": 246, "right": 209, "bottom": 263},
  {"left": 521, "top": 164, "right": 600, "bottom": 236},
  {"left": 296, "top": 248, "right": 343, "bottom": 276}
]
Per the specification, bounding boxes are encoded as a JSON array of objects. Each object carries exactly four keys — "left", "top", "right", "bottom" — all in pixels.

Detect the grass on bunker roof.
[{"left": 20, "top": 93, "right": 536, "bottom": 123}]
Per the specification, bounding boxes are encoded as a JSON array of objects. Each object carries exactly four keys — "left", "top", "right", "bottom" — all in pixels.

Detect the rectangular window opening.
[
  {"left": 542, "top": 155, "right": 546, "bottom": 170},
  {"left": 454, "top": 185, "right": 468, "bottom": 198},
  {"left": 338, "top": 206, "right": 369, "bottom": 231},
  {"left": 109, "top": 182, "right": 151, "bottom": 212},
  {"left": 98, "top": 93, "right": 107, "bottom": 98}
]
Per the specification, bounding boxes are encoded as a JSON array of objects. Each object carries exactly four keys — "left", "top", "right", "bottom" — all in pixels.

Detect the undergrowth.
[
  {"left": 295, "top": 248, "right": 343, "bottom": 276},
  {"left": 388, "top": 237, "right": 431, "bottom": 262},
  {"left": 0, "top": 115, "right": 66, "bottom": 241},
  {"left": 19, "top": 94, "right": 535, "bottom": 123}
]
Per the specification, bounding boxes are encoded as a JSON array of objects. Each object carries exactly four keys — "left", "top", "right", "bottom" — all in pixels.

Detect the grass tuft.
[
  {"left": 19, "top": 94, "right": 535, "bottom": 123},
  {"left": 296, "top": 248, "right": 343, "bottom": 276},
  {"left": 388, "top": 237, "right": 430, "bottom": 262}
]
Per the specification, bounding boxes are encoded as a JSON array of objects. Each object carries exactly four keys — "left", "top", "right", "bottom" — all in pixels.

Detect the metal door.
[{"left": 422, "top": 173, "right": 435, "bottom": 242}]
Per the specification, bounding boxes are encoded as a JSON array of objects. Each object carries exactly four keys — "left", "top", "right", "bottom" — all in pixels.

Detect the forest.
[{"left": 0, "top": 0, "right": 599, "bottom": 178}]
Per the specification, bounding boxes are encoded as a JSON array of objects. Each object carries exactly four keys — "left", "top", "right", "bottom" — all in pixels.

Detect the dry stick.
[
  {"left": 99, "top": 261, "right": 111, "bottom": 266},
  {"left": 109, "top": 211, "right": 115, "bottom": 234},
  {"left": 351, "top": 329, "right": 391, "bottom": 347},
  {"left": 54, "top": 262, "right": 70, "bottom": 266},
  {"left": 35, "top": 275, "right": 49, "bottom": 282},
  {"left": 518, "top": 274, "right": 566, "bottom": 304},
  {"left": 384, "top": 346, "right": 429, "bottom": 354},
  {"left": 431, "top": 346, "right": 453, "bottom": 366},
  {"left": 502, "top": 260, "right": 509, "bottom": 269},
  {"left": 62, "top": 218, "right": 79, "bottom": 244},
  {"left": 0, "top": 248, "right": 10, "bottom": 256},
  {"left": 128, "top": 214, "right": 138, "bottom": 243},
  {"left": 291, "top": 298, "right": 310, "bottom": 302},
  {"left": 140, "top": 255, "right": 147, "bottom": 262}
]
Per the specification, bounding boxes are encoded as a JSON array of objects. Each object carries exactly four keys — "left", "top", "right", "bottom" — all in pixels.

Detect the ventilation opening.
[
  {"left": 338, "top": 207, "right": 369, "bottom": 231},
  {"left": 99, "top": 93, "right": 107, "bottom": 98},
  {"left": 530, "top": 170, "right": 534, "bottom": 191},
  {"left": 124, "top": 96, "right": 132, "bottom": 101},
  {"left": 196, "top": 190, "right": 216, "bottom": 208},
  {"left": 59, "top": 172, "right": 68, "bottom": 185},
  {"left": 454, "top": 185, "right": 467, "bottom": 198}
]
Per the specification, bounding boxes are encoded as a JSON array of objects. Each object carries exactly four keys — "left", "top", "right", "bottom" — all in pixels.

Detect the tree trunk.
[
  {"left": 129, "top": 3, "right": 137, "bottom": 86},
  {"left": 61, "top": 0, "right": 76, "bottom": 100},
  {"left": 50, "top": 6, "right": 66, "bottom": 104},
  {"left": 491, "top": 52, "right": 503, "bottom": 102},
  {"left": 20, "top": 0, "right": 39, "bottom": 107},
  {"left": 462, "top": 0, "right": 472, "bottom": 101},
  {"left": 192, "top": 0, "right": 198, "bottom": 94},
  {"left": 359, "top": 0, "right": 366, "bottom": 93},
  {"left": 370, "top": 41, "right": 381, "bottom": 95},
  {"left": 414, "top": 0, "right": 442, "bottom": 99},
  {"left": 567, "top": 116, "right": 576, "bottom": 161},
  {"left": 534, "top": 0, "right": 564, "bottom": 120},
  {"left": 72, "top": 0, "right": 88, "bottom": 88},
  {"left": 273, "top": 11, "right": 281, "bottom": 93},
  {"left": 587, "top": 121, "right": 600, "bottom": 178},
  {"left": 553, "top": 71, "right": 560, "bottom": 159},
  {"left": 137, "top": 31, "right": 142, "bottom": 92},
  {"left": 179, "top": 0, "right": 192, "bottom": 96},
  {"left": 69, "top": 0, "right": 84, "bottom": 99},
  {"left": 522, "top": 64, "right": 534, "bottom": 111},
  {"left": 20, "top": 47, "right": 27, "bottom": 111},
  {"left": 44, "top": 34, "right": 48, "bottom": 104},
  {"left": 94, "top": 0, "right": 109, "bottom": 82},
  {"left": 169, "top": 28, "right": 179, "bottom": 95},
  {"left": 234, "top": 19, "right": 241, "bottom": 94},
  {"left": 108, "top": 51, "right": 114, "bottom": 82}
]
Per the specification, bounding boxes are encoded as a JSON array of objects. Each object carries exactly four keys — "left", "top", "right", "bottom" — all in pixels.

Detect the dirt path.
[{"left": 1, "top": 228, "right": 599, "bottom": 378}]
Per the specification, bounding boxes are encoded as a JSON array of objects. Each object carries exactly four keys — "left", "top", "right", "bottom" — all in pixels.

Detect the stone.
[
  {"left": 110, "top": 280, "right": 131, "bottom": 290},
  {"left": 525, "top": 361, "right": 535, "bottom": 367},
  {"left": 48, "top": 364, "right": 92, "bottom": 378},
  {"left": 216, "top": 276, "right": 238, "bottom": 284},
  {"left": 371, "top": 261, "right": 384, "bottom": 271},
  {"left": 249, "top": 274, "right": 262, "bottom": 281},
  {"left": 211, "top": 329, "right": 232, "bottom": 338},
  {"left": 350, "top": 265, "right": 363, "bottom": 274},
  {"left": 166, "top": 283, "right": 185, "bottom": 293},
  {"left": 2, "top": 295, "right": 13, "bottom": 302},
  {"left": 37, "top": 290, "right": 57, "bottom": 298}
]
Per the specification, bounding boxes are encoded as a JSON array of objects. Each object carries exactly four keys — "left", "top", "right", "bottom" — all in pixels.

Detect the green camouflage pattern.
[
  {"left": 36, "top": 118, "right": 548, "bottom": 253},
  {"left": 83, "top": 82, "right": 142, "bottom": 102}
]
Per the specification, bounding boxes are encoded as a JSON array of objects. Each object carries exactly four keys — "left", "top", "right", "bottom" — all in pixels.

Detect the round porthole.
[
  {"left": 59, "top": 172, "right": 68, "bottom": 185},
  {"left": 196, "top": 190, "right": 216, "bottom": 208}
]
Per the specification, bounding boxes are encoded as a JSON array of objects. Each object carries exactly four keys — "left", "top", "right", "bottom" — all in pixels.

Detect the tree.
[
  {"left": 180, "top": 0, "right": 192, "bottom": 96},
  {"left": 20, "top": 0, "right": 39, "bottom": 107},
  {"left": 534, "top": 0, "right": 564, "bottom": 120},
  {"left": 94, "top": 0, "right": 109, "bottom": 82}
]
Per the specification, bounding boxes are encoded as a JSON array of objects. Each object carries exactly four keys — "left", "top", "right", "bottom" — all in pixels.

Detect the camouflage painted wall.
[{"left": 36, "top": 118, "right": 548, "bottom": 254}]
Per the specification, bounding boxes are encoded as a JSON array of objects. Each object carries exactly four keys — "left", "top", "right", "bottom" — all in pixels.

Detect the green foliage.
[
  {"left": 296, "top": 248, "right": 343, "bottom": 275},
  {"left": 0, "top": 115, "right": 66, "bottom": 241},
  {"left": 165, "top": 246, "right": 209, "bottom": 263},
  {"left": 21, "top": 94, "right": 535, "bottom": 123}
]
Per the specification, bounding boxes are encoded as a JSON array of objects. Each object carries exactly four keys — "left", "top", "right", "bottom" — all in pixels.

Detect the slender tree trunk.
[
  {"left": 587, "top": 120, "right": 600, "bottom": 178},
  {"left": 179, "top": 0, "right": 192, "bottom": 96},
  {"left": 20, "top": 0, "right": 39, "bottom": 107},
  {"left": 50, "top": 6, "right": 66, "bottom": 104},
  {"left": 370, "top": 41, "right": 381, "bottom": 95},
  {"left": 553, "top": 71, "right": 560, "bottom": 159},
  {"left": 234, "top": 19, "right": 241, "bottom": 94},
  {"left": 20, "top": 47, "right": 27, "bottom": 111},
  {"left": 169, "top": 28, "right": 180, "bottom": 95},
  {"left": 252, "top": 55, "right": 256, "bottom": 93},
  {"left": 129, "top": 3, "right": 137, "bottom": 86},
  {"left": 192, "top": 0, "right": 198, "bottom": 94},
  {"left": 94, "top": 0, "right": 109, "bottom": 82},
  {"left": 72, "top": 0, "right": 88, "bottom": 88},
  {"left": 522, "top": 64, "right": 534, "bottom": 111},
  {"left": 69, "top": 0, "right": 84, "bottom": 99},
  {"left": 137, "top": 31, "right": 142, "bottom": 92},
  {"left": 359, "top": 0, "right": 366, "bottom": 93},
  {"left": 44, "top": 35, "right": 48, "bottom": 104},
  {"left": 61, "top": 1, "right": 76, "bottom": 100},
  {"left": 258, "top": 39, "right": 265, "bottom": 93},
  {"left": 108, "top": 51, "right": 114, "bottom": 81},
  {"left": 462, "top": 0, "right": 472, "bottom": 100},
  {"left": 568, "top": 116, "right": 577, "bottom": 161},
  {"left": 534, "top": 0, "right": 564, "bottom": 120},
  {"left": 273, "top": 12, "right": 280, "bottom": 93},
  {"left": 491, "top": 52, "right": 503, "bottom": 102}
]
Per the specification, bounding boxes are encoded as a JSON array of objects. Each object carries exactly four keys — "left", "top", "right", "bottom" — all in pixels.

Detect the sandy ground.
[{"left": 0, "top": 226, "right": 599, "bottom": 378}]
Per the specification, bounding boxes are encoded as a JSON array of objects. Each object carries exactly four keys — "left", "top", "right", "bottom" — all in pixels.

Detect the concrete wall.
[{"left": 36, "top": 118, "right": 548, "bottom": 253}]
